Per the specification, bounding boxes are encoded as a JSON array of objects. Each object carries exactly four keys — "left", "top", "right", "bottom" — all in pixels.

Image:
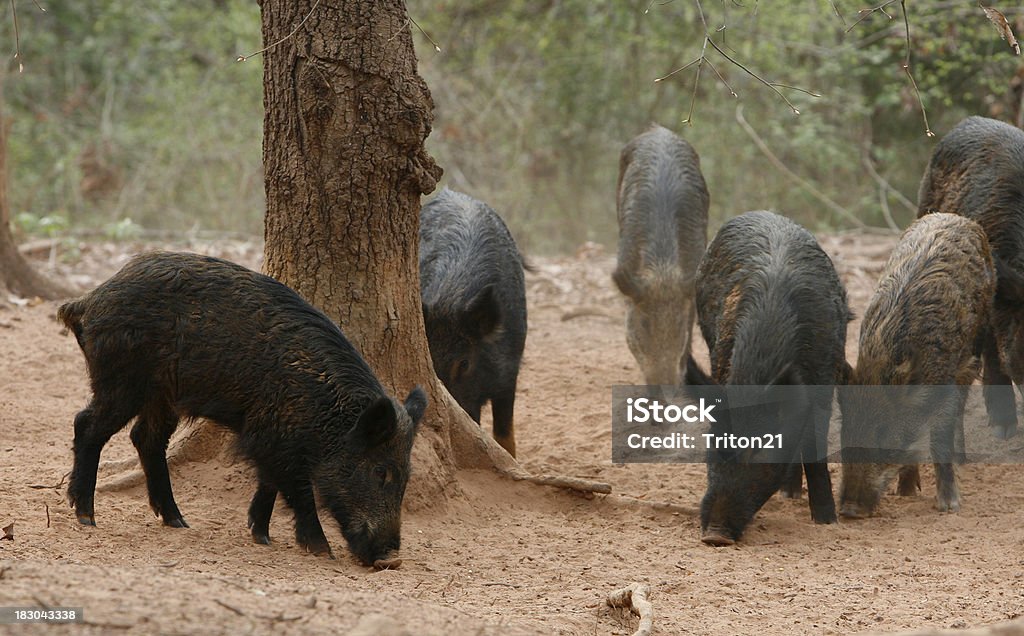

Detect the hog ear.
[
  {"left": 612, "top": 267, "right": 639, "bottom": 299},
  {"left": 404, "top": 386, "right": 428, "bottom": 432},
  {"left": 995, "top": 256, "right": 1024, "bottom": 306},
  {"left": 465, "top": 285, "right": 501, "bottom": 337},
  {"left": 352, "top": 395, "right": 398, "bottom": 449}
]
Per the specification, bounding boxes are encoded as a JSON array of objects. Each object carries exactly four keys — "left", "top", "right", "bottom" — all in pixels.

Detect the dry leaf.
[
  {"left": 1, "top": 522, "right": 13, "bottom": 540},
  {"left": 982, "top": 4, "right": 1021, "bottom": 55}
]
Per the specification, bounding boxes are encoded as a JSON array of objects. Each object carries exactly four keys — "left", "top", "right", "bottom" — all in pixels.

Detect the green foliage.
[
  {"left": 410, "top": 1, "right": 1024, "bottom": 251},
  {"left": 3, "top": 1, "right": 1021, "bottom": 252},
  {"left": 2, "top": 0, "right": 263, "bottom": 235}
]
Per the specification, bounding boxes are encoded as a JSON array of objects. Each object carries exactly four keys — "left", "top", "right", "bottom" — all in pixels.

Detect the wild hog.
[
  {"left": 840, "top": 213, "right": 994, "bottom": 517},
  {"left": 420, "top": 188, "right": 527, "bottom": 457},
  {"left": 59, "top": 251, "right": 426, "bottom": 565},
  {"left": 614, "top": 124, "right": 709, "bottom": 385},
  {"left": 918, "top": 116, "right": 1024, "bottom": 439},
  {"left": 686, "top": 211, "right": 849, "bottom": 545}
]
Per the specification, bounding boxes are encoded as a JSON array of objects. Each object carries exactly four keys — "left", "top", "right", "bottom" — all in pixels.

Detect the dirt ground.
[{"left": 2, "top": 233, "right": 1024, "bottom": 635}]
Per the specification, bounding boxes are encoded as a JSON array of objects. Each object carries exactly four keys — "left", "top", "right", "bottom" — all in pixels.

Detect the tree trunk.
[
  {"left": 0, "top": 84, "right": 73, "bottom": 301},
  {"left": 259, "top": 0, "right": 517, "bottom": 508}
]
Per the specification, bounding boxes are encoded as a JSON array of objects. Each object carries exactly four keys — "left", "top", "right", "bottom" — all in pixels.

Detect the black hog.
[
  {"left": 839, "top": 213, "right": 993, "bottom": 517},
  {"left": 58, "top": 251, "right": 426, "bottom": 565},
  {"left": 614, "top": 124, "right": 709, "bottom": 385},
  {"left": 918, "top": 116, "right": 1024, "bottom": 439},
  {"left": 419, "top": 188, "right": 527, "bottom": 457},
  {"left": 685, "top": 211, "right": 849, "bottom": 545}
]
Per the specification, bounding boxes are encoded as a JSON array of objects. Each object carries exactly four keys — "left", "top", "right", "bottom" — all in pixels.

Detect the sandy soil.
[{"left": 2, "top": 233, "right": 1024, "bottom": 635}]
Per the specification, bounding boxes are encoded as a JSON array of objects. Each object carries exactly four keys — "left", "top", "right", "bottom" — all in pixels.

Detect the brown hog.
[{"left": 840, "top": 213, "right": 995, "bottom": 517}]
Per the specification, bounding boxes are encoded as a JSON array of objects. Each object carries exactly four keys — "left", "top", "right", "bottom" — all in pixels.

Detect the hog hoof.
[
  {"left": 164, "top": 516, "right": 189, "bottom": 528},
  {"left": 76, "top": 514, "right": 96, "bottom": 526},
  {"left": 252, "top": 533, "right": 271, "bottom": 545},
  {"left": 700, "top": 532, "right": 735, "bottom": 547},
  {"left": 991, "top": 422, "right": 1017, "bottom": 440},
  {"left": 935, "top": 498, "right": 961, "bottom": 513},
  {"left": 839, "top": 504, "right": 868, "bottom": 520}
]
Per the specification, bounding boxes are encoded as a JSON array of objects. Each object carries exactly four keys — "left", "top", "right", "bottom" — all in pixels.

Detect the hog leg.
[
  {"left": 129, "top": 399, "right": 187, "bottom": 528},
  {"left": 68, "top": 396, "right": 142, "bottom": 526},
  {"left": 983, "top": 333, "right": 1018, "bottom": 439},
  {"left": 247, "top": 479, "right": 278, "bottom": 545}
]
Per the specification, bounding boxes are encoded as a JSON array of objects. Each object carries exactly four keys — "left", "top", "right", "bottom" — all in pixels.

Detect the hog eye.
[
  {"left": 373, "top": 465, "right": 389, "bottom": 486},
  {"left": 451, "top": 358, "right": 470, "bottom": 382}
]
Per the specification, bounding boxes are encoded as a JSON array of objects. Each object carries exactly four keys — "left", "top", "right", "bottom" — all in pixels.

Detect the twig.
[
  {"left": 28, "top": 471, "right": 69, "bottom": 492},
  {"left": 9, "top": 0, "right": 22, "bottom": 73},
  {"left": 898, "top": 0, "right": 932, "bottom": 136},
  {"left": 214, "top": 599, "right": 246, "bottom": 617},
  {"left": 847, "top": 0, "right": 932, "bottom": 136},
  {"left": 829, "top": 1, "right": 848, "bottom": 26},
  {"left": 652, "top": 0, "right": 817, "bottom": 122},
  {"left": 735, "top": 104, "right": 867, "bottom": 228},
  {"left": 846, "top": 0, "right": 900, "bottom": 33},
  {"left": 236, "top": 0, "right": 322, "bottom": 62},
  {"left": 45, "top": 503, "right": 50, "bottom": 528},
  {"left": 482, "top": 582, "right": 521, "bottom": 588},
  {"left": 512, "top": 473, "right": 612, "bottom": 495},
  {"left": 409, "top": 15, "right": 441, "bottom": 52},
  {"left": 860, "top": 145, "right": 914, "bottom": 230},
  {"left": 606, "top": 583, "right": 653, "bottom": 636},
  {"left": 644, "top": 0, "right": 674, "bottom": 14}
]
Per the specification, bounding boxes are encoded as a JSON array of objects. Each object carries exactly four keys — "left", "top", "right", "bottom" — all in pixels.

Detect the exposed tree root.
[
  {"left": 97, "top": 422, "right": 231, "bottom": 492},
  {"left": 509, "top": 471, "right": 612, "bottom": 495},
  {"left": 606, "top": 582, "right": 653, "bottom": 636}
]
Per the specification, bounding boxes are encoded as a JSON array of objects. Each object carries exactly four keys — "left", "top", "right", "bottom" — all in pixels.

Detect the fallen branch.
[
  {"left": 98, "top": 421, "right": 230, "bottom": 492},
  {"left": 511, "top": 472, "right": 612, "bottom": 495},
  {"left": 606, "top": 583, "right": 653, "bottom": 636}
]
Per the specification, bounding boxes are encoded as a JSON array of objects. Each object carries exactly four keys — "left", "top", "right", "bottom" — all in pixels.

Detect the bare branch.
[
  {"left": 409, "top": 15, "right": 442, "bottom": 53},
  {"left": 829, "top": 0, "right": 848, "bottom": 26},
  {"left": 846, "top": 0, "right": 932, "bottom": 136},
  {"left": 845, "top": 0, "right": 900, "bottom": 33},
  {"left": 899, "top": 1, "right": 933, "bottom": 136},
  {"left": 236, "top": 0, "right": 322, "bottom": 63},
  {"left": 9, "top": 0, "right": 22, "bottom": 73},
  {"left": 705, "top": 37, "right": 805, "bottom": 114},
  {"left": 651, "top": 0, "right": 817, "bottom": 123}
]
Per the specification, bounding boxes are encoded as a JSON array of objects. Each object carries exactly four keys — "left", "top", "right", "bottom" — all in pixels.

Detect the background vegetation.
[{"left": 2, "top": 1, "right": 1022, "bottom": 252}]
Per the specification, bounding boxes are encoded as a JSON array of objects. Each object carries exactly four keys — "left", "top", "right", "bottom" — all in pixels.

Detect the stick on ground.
[{"left": 606, "top": 582, "right": 653, "bottom": 636}]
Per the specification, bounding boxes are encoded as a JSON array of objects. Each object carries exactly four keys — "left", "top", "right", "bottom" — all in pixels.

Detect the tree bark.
[{"left": 259, "top": 0, "right": 518, "bottom": 508}]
